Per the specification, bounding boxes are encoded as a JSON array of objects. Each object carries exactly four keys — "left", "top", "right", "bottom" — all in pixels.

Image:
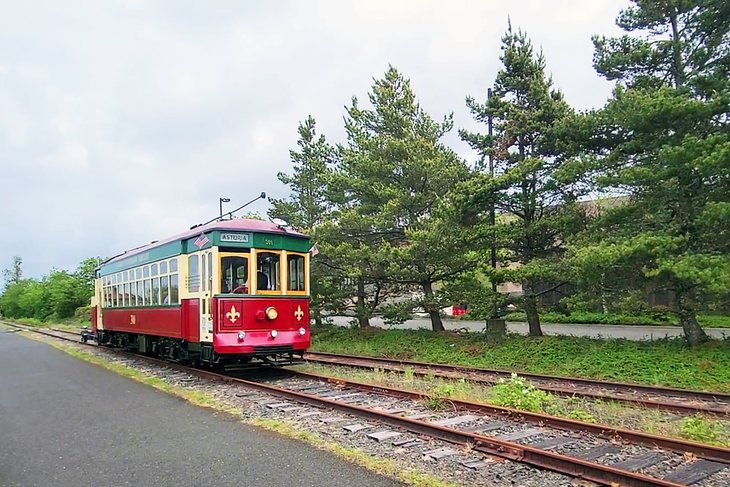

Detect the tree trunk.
[
  {"left": 523, "top": 285, "right": 543, "bottom": 337},
  {"left": 314, "top": 310, "right": 323, "bottom": 327},
  {"left": 422, "top": 281, "right": 445, "bottom": 332},
  {"left": 356, "top": 277, "right": 371, "bottom": 328},
  {"left": 675, "top": 288, "right": 709, "bottom": 346}
]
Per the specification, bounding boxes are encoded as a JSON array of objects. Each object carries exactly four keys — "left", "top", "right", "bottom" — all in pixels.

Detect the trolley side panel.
[
  {"left": 101, "top": 307, "right": 183, "bottom": 339},
  {"left": 181, "top": 299, "right": 200, "bottom": 343}
]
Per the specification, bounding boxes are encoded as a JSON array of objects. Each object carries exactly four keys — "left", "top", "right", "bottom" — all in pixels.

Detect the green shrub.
[
  {"left": 500, "top": 311, "right": 730, "bottom": 328},
  {"left": 424, "top": 383, "right": 455, "bottom": 411},
  {"left": 74, "top": 305, "right": 91, "bottom": 319},
  {"left": 489, "top": 374, "right": 554, "bottom": 412}
]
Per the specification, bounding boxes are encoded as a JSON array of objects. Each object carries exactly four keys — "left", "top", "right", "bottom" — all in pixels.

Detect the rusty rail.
[
  {"left": 305, "top": 351, "right": 730, "bottom": 417},
  {"left": 286, "top": 369, "right": 730, "bottom": 464}
]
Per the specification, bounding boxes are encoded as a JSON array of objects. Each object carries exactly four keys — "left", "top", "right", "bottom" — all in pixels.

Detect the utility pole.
[
  {"left": 488, "top": 88, "right": 497, "bottom": 293},
  {"left": 219, "top": 197, "right": 231, "bottom": 219}
]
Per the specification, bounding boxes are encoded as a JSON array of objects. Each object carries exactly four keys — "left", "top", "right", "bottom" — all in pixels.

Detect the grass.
[
  {"left": 311, "top": 326, "right": 730, "bottom": 392},
  {"left": 498, "top": 311, "right": 730, "bottom": 328}
]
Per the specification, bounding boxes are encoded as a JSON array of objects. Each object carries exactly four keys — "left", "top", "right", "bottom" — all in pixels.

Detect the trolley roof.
[{"left": 99, "top": 219, "right": 309, "bottom": 276}]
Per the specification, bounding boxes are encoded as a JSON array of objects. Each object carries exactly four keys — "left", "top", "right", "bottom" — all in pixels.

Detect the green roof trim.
[
  {"left": 251, "top": 233, "right": 310, "bottom": 252},
  {"left": 99, "top": 241, "right": 181, "bottom": 276},
  {"left": 100, "top": 230, "right": 310, "bottom": 276}
]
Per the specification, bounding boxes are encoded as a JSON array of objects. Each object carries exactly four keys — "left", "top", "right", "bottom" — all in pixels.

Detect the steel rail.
[
  {"left": 304, "top": 351, "right": 730, "bottom": 417},
  {"left": 127, "top": 362, "right": 692, "bottom": 486},
  {"left": 5, "top": 323, "right": 726, "bottom": 486},
  {"left": 284, "top": 369, "right": 730, "bottom": 464}
]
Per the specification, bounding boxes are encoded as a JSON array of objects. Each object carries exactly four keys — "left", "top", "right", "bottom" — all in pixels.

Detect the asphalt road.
[
  {"left": 0, "top": 330, "right": 403, "bottom": 487},
  {"left": 329, "top": 316, "right": 730, "bottom": 341}
]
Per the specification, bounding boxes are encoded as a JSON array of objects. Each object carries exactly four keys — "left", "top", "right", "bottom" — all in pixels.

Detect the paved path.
[
  {"left": 329, "top": 316, "right": 729, "bottom": 341},
  {"left": 0, "top": 330, "right": 403, "bottom": 487}
]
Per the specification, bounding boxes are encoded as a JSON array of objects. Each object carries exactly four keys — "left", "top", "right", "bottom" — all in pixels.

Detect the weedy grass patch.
[
  {"left": 679, "top": 415, "right": 727, "bottom": 446},
  {"left": 489, "top": 373, "right": 554, "bottom": 413},
  {"left": 311, "top": 326, "right": 730, "bottom": 392}
]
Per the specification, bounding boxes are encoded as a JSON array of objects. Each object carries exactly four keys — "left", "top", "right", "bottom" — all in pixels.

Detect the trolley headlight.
[
  {"left": 298, "top": 327, "right": 306, "bottom": 336},
  {"left": 265, "top": 306, "right": 278, "bottom": 320},
  {"left": 270, "top": 329, "right": 278, "bottom": 338},
  {"left": 237, "top": 331, "right": 246, "bottom": 341}
]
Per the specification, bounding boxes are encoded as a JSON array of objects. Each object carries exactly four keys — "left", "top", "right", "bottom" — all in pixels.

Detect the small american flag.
[
  {"left": 194, "top": 233, "right": 210, "bottom": 248},
  {"left": 309, "top": 244, "right": 319, "bottom": 257}
]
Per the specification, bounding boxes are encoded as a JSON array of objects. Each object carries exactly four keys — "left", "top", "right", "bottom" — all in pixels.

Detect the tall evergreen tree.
[
  {"left": 460, "top": 25, "right": 579, "bottom": 337},
  {"left": 268, "top": 117, "right": 343, "bottom": 326},
  {"left": 269, "top": 116, "right": 334, "bottom": 229},
  {"left": 337, "top": 66, "right": 471, "bottom": 331},
  {"left": 570, "top": 0, "right": 730, "bottom": 345},
  {"left": 593, "top": 0, "right": 730, "bottom": 94}
]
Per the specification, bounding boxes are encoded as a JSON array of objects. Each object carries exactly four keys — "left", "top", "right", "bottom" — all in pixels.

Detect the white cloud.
[{"left": 0, "top": 0, "right": 626, "bottom": 278}]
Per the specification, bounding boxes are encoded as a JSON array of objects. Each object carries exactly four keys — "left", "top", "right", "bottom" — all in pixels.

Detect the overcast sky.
[{"left": 0, "top": 0, "right": 625, "bottom": 280}]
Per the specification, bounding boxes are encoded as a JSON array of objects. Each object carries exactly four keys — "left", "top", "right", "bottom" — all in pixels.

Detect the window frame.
[
  {"left": 218, "top": 251, "right": 251, "bottom": 295},
  {"left": 286, "top": 251, "right": 308, "bottom": 295},
  {"left": 253, "top": 249, "right": 283, "bottom": 295}
]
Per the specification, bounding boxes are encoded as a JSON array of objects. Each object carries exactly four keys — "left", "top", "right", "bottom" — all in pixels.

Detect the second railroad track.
[{"left": 304, "top": 351, "right": 730, "bottom": 417}]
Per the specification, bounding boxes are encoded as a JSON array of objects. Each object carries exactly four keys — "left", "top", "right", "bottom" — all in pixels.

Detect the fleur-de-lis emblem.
[
  {"left": 294, "top": 305, "right": 304, "bottom": 321},
  {"left": 226, "top": 305, "right": 240, "bottom": 323}
]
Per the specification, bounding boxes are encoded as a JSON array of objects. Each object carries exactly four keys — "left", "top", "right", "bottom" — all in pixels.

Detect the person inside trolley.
[
  {"left": 256, "top": 252, "right": 277, "bottom": 291},
  {"left": 257, "top": 269, "right": 269, "bottom": 290}
]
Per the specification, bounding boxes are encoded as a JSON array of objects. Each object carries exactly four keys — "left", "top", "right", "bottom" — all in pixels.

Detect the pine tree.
[
  {"left": 269, "top": 116, "right": 334, "bottom": 229},
  {"left": 269, "top": 117, "right": 340, "bottom": 326},
  {"left": 460, "top": 25, "right": 579, "bottom": 337},
  {"left": 593, "top": 0, "right": 730, "bottom": 94},
  {"left": 573, "top": 0, "right": 730, "bottom": 345},
  {"left": 337, "top": 66, "right": 472, "bottom": 331}
]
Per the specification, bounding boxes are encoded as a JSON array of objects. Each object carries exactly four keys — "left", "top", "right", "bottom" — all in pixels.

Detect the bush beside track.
[{"left": 311, "top": 326, "right": 730, "bottom": 392}]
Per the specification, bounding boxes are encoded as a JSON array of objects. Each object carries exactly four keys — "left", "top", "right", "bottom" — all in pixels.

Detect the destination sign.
[{"left": 220, "top": 233, "right": 250, "bottom": 243}]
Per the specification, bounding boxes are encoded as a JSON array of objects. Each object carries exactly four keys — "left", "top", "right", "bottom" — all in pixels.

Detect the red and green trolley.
[{"left": 91, "top": 218, "right": 311, "bottom": 365}]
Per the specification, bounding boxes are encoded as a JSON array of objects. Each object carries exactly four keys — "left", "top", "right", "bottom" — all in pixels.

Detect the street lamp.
[{"left": 219, "top": 197, "right": 231, "bottom": 219}]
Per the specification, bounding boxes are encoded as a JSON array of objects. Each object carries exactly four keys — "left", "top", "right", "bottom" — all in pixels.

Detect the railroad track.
[
  {"left": 304, "top": 351, "right": 730, "bottom": 417},
  {"left": 5, "top": 323, "right": 729, "bottom": 487}
]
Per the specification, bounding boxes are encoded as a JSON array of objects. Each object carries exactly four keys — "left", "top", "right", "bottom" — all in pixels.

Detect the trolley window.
[
  {"left": 188, "top": 255, "right": 200, "bottom": 292},
  {"left": 287, "top": 254, "right": 306, "bottom": 292},
  {"left": 161, "top": 276, "right": 170, "bottom": 304},
  {"left": 152, "top": 277, "right": 160, "bottom": 305},
  {"left": 221, "top": 256, "right": 248, "bottom": 294},
  {"left": 130, "top": 281, "right": 138, "bottom": 306},
  {"left": 170, "top": 274, "right": 179, "bottom": 303},
  {"left": 256, "top": 251, "right": 281, "bottom": 292}
]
